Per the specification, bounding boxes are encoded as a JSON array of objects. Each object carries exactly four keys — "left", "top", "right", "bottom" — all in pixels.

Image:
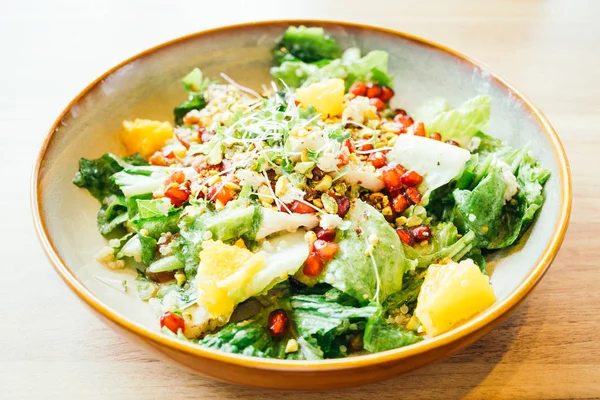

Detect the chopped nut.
[
  {"left": 285, "top": 338, "right": 299, "bottom": 353},
  {"left": 314, "top": 174, "right": 333, "bottom": 191}
]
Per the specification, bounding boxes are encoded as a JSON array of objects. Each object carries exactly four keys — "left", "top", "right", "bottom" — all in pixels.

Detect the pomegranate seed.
[
  {"left": 164, "top": 151, "right": 176, "bottom": 159},
  {"left": 360, "top": 143, "right": 374, "bottom": 151},
  {"left": 168, "top": 171, "right": 186, "bottom": 185},
  {"left": 391, "top": 193, "right": 410, "bottom": 213},
  {"left": 405, "top": 186, "right": 422, "bottom": 204},
  {"left": 303, "top": 252, "right": 324, "bottom": 277},
  {"left": 414, "top": 122, "right": 426, "bottom": 137},
  {"left": 368, "top": 152, "right": 387, "bottom": 168},
  {"left": 366, "top": 83, "right": 382, "bottom": 99},
  {"left": 164, "top": 185, "right": 190, "bottom": 207},
  {"left": 160, "top": 311, "right": 185, "bottom": 334},
  {"left": 208, "top": 183, "right": 235, "bottom": 206},
  {"left": 430, "top": 132, "right": 442, "bottom": 141},
  {"left": 290, "top": 200, "right": 316, "bottom": 214},
  {"left": 314, "top": 240, "right": 339, "bottom": 261},
  {"left": 336, "top": 152, "right": 350, "bottom": 167},
  {"left": 314, "top": 227, "right": 336, "bottom": 242},
  {"left": 149, "top": 152, "right": 167, "bottom": 166},
  {"left": 382, "top": 165, "right": 407, "bottom": 191},
  {"left": 446, "top": 140, "right": 460, "bottom": 147},
  {"left": 268, "top": 309, "right": 290, "bottom": 338},
  {"left": 394, "top": 109, "right": 408, "bottom": 117},
  {"left": 396, "top": 228, "right": 415, "bottom": 246},
  {"left": 400, "top": 170, "right": 423, "bottom": 187},
  {"left": 349, "top": 82, "right": 367, "bottom": 97},
  {"left": 334, "top": 196, "right": 350, "bottom": 218},
  {"left": 394, "top": 114, "right": 414, "bottom": 127},
  {"left": 342, "top": 139, "right": 355, "bottom": 153},
  {"left": 410, "top": 225, "right": 431, "bottom": 241},
  {"left": 380, "top": 86, "right": 395, "bottom": 102},
  {"left": 369, "top": 97, "right": 385, "bottom": 112}
]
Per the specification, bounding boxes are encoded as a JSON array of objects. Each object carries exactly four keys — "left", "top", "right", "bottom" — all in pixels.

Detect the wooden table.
[{"left": 2, "top": 0, "right": 598, "bottom": 398}]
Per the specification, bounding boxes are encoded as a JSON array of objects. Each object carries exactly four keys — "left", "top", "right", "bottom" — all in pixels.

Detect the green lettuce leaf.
[
  {"left": 321, "top": 200, "right": 413, "bottom": 304},
  {"left": 73, "top": 153, "right": 125, "bottom": 201},
  {"left": 345, "top": 50, "right": 393, "bottom": 87},
  {"left": 96, "top": 195, "right": 128, "bottom": 236},
  {"left": 174, "top": 94, "right": 206, "bottom": 125},
  {"left": 424, "top": 95, "right": 491, "bottom": 147},
  {"left": 382, "top": 275, "right": 423, "bottom": 313},
  {"left": 270, "top": 49, "right": 393, "bottom": 89},
  {"left": 131, "top": 210, "right": 182, "bottom": 240},
  {"left": 272, "top": 26, "right": 342, "bottom": 64},
  {"left": 363, "top": 312, "right": 423, "bottom": 352}
]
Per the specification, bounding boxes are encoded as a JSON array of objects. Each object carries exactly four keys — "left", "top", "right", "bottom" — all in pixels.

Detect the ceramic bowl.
[{"left": 32, "top": 20, "right": 571, "bottom": 390}]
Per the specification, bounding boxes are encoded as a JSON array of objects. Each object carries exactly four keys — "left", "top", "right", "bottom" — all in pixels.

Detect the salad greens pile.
[{"left": 73, "top": 26, "right": 549, "bottom": 360}]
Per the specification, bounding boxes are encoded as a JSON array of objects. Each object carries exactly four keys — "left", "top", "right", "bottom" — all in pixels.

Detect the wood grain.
[{"left": 1, "top": 0, "right": 598, "bottom": 398}]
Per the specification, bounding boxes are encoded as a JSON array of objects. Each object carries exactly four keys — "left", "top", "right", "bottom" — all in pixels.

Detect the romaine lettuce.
[
  {"left": 272, "top": 26, "right": 342, "bottom": 65},
  {"left": 321, "top": 200, "right": 414, "bottom": 304}
]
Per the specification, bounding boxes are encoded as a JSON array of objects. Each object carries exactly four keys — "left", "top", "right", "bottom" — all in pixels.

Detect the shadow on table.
[{"left": 211, "top": 298, "right": 540, "bottom": 400}]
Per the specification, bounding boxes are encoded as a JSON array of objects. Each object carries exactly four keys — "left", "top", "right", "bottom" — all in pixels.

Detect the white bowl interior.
[{"left": 38, "top": 22, "right": 563, "bottom": 333}]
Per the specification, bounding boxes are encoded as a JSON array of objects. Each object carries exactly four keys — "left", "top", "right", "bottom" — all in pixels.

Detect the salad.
[{"left": 73, "top": 26, "right": 550, "bottom": 359}]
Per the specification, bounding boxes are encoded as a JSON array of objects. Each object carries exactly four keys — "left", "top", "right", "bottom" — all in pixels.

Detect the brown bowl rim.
[{"left": 31, "top": 19, "right": 572, "bottom": 371}]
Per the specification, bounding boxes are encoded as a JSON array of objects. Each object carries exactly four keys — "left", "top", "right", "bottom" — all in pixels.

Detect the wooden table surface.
[{"left": 2, "top": 0, "right": 598, "bottom": 398}]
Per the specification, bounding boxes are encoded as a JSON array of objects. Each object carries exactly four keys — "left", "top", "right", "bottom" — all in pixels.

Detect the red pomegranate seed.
[
  {"left": 342, "top": 139, "right": 355, "bottom": 153},
  {"left": 405, "top": 187, "right": 422, "bottom": 204},
  {"left": 366, "top": 83, "right": 382, "bottom": 99},
  {"left": 394, "top": 114, "right": 414, "bottom": 127},
  {"left": 396, "top": 228, "right": 415, "bottom": 246},
  {"left": 368, "top": 152, "right": 387, "bottom": 168},
  {"left": 336, "top": 152, "right": 350, "bottom": 168},
  {"left": 303, "top": 252, "right": 324, "bottom": 277},
  {"left": 160, "top": 311, "right": 185, "bottom": 334},
  {"left": 208, "top": 183, "right": 235, "bottom": 206},
  {"left": 414, "top": 122, "right": 426, "bottom": 137},
  {"left": 349, "top": 82, "right": 367, "bottom": 97},
  {"left": 410, "top": 225, "right": 431, "bottom": 241},
  {"left": 360, "top": 143, "right": 374, "bottom": 151},
  {"left": 446, "top": 140, "right": 460, "bottom": 147},
  {"left": 394, "top": 109, "right": 408, "bottom": 117},
  {"left": 334, "top": 196, "right": 350, "bottom": 218},
  {"left": 369, "top": 98, "right": 385, "bottom": 112},
  {"left": 314, "top": 227, "right": 336, "bottom": 242},
  {"left": 430, "top": 132, "right": 442, "bottom": 141},
  {"left": 164, "top": 185, "right": 190, "bottom": 207},
  {"left": 268, "top": 309, "right": 290, "bottom": 338},
  {"left": 290, "top": 200, "right": 316, "bottom": 214},
  {"left": 380, "top": 86, "right": 395, "bottom": 102},
  {"left": 400, "top": 170, "right": 423, "bottom": 187},
  {"left": 164, "top": 151, "right": 176, "bottom": 159},
  {"left": 382, "top": 165, "right": 407, "bottom": 191},
  {"left": 391, "top": 193, "right": 411, "bottom": 213},
  {"left": 314, "top": 240, "right": 339, "bottom": 261}
]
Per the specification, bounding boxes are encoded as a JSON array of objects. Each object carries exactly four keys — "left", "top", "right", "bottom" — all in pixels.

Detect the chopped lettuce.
[
  {"left": 73, "top": 153, "right": 126, "bottom": 201},
  {"left": 271, "top": 48, "right": 393, "bottom": 89},
  {"left": 96, "top": 195, "right": 128, "bottom": 236},
  {"left": 321, "top": 200, "right": 413, "bottom": 304},
  {"left": 174, "top": 94, "right": 206, "bottom": 125},
  {"left": 174, "top": 67, "right": 210, "bottom": 124},
  {"left": 363, "top": 312, "right": 423, "bottom": 352},
  {"left": 272, "top": 26, "right": 342, "bottom": 64},
  {"left": 131, "top": 209, "right": 182, "bottom": 239},
  {"left": 424, "top": 95, "right": 491, "bottom": 147}
]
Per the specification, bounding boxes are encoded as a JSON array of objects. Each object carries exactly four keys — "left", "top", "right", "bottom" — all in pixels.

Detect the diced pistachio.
[
  {"left": 294, "top": 161, "right": 315, "bottom": 175},
  {"left": 321, "top": 193, "right": 338, "bottom": 214},
  {"left": 314, "top": 174, "right": 333, "bottom": 191},
  {"left": 257, "top": 185, "right": 274, "bottom": 204}
]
